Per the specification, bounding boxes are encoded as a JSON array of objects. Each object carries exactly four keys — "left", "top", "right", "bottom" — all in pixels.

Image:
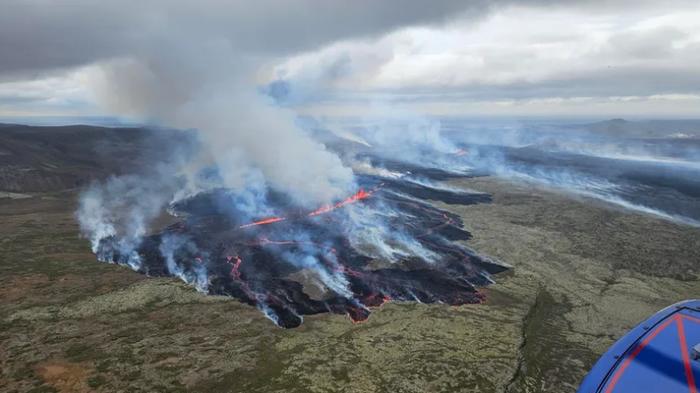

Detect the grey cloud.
[
  {"left": 0, "top": 0, "right": 496, "bottom": 78},
  {"left": 267, "top": 1, "right": 700, "bottom": 108},
  {"left": 606, "top": 27, "right": 687, "bottom": 59}
]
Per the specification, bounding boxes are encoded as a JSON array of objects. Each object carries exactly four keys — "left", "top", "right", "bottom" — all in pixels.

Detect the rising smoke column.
[{"left": 90, "top": 56, "right": 356, "bottom": 207}]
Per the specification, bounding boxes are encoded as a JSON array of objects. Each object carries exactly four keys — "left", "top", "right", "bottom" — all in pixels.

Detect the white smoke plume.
[
  {"left": 77, "top": 173, "right": 178, "bottom": 269},
  {"left": 89, "top": 57, "right": 355, "bottom": 207}
]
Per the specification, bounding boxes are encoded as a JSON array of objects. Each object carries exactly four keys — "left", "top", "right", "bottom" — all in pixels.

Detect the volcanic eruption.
[{"left": 86, "top": 158, "right": 508, "bottom": 328}]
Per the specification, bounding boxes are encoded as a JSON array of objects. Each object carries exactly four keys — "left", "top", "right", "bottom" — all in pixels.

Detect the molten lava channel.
[{"left": 239, "top": 188, "right": 373, "bottom": 228}]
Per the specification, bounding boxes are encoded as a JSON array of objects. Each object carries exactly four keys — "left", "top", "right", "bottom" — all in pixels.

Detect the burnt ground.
[{"left": 1, "top": 176, "right": 698, "bottom": 392}]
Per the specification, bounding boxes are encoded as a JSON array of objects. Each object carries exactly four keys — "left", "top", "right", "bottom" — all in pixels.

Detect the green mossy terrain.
[{"left": 1, "top": 178, "right": 698, "bottom": 392}]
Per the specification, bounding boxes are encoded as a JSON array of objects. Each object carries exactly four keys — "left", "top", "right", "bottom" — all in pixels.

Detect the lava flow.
[
  {"left": 240, "top": 188, "right": 373, "bottom": 228},
  {"left": 95, "top": 169, "right": 507, "bottom": 328},
  {"left": 239, "top": 216, "right": 286, "bottom": 228},
  {"left": 308, "top": 188, "right": 372, "bottom": 216}
]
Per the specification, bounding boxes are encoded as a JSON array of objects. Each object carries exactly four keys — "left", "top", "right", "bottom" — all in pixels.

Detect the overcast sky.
[{"left": 1, "top": 0, "right": 699, "bottom": 119}]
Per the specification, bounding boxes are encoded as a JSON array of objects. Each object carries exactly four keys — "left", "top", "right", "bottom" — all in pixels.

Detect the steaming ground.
[
  {"left": 465, "top": 145, "right": 700, "bottom": 227},
  {"left": 331, "top": 117, "right": 700, "bottom": 228}
]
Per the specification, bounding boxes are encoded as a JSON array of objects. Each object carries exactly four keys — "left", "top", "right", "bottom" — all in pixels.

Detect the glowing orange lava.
[
  {"left": 239, "top": 188, "right": 373, "bottom": 228},
  {"left": 379, "top": 294, "right": 391, "bottom": 307},
  {"left": 239, "top": 216, "right": 286, "bottom": 228},
  {"left": 226, "top": 255, "right": 243, "bottom": 280},
  {"left": 308, "top": 188, "right": 371, "bottom": 216}
]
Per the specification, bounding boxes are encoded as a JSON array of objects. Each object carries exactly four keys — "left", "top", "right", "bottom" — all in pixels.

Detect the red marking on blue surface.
[{"left": 578, "top": 300, "right": 700, "bottom": 393}]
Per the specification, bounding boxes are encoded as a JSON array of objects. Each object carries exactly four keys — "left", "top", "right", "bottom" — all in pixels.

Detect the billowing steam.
[
  {"left": 324, "top": 116, "right": 700, "bottom": 227},
  {"left": 90, "top": 59, "right": 355, "bottom": 207}
]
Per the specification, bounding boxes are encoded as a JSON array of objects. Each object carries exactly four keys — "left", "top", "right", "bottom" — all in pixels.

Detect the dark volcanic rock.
[{"left": 97, "top": 174, "right": 507, "bottom": 328}]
